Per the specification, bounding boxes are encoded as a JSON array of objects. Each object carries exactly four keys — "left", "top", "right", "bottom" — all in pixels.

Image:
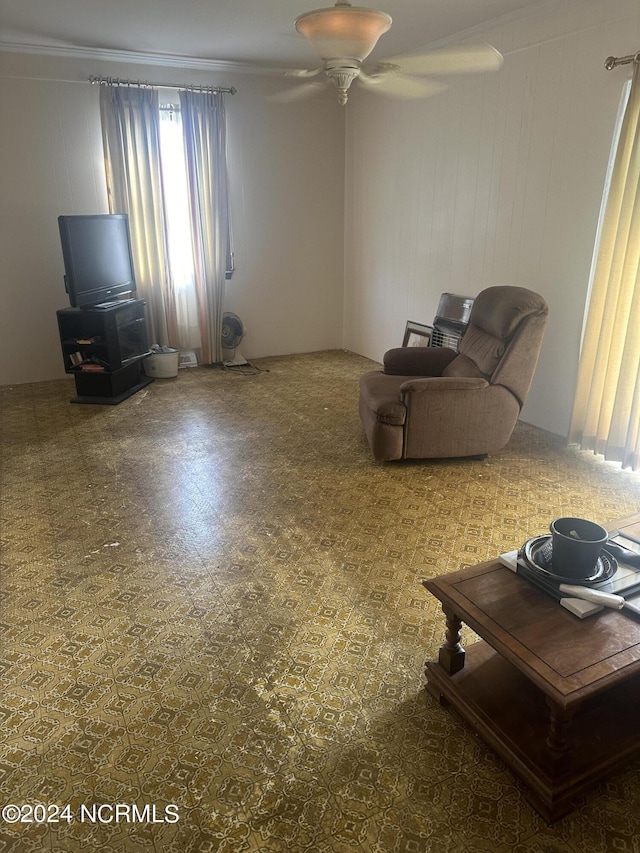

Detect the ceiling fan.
[{"left": 278, "top": 0, "right": 503, "bottom": 105}]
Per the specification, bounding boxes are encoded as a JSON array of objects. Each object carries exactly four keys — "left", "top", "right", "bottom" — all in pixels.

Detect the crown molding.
[
  {"left": 402, "top": 0, "right": 558, "bottom": 53},
  {"left": 0, "top": 41, "right": 286, "bottom": 76},
  {"left": 0, "top": 0, "right": 566, "bottom": 75}
]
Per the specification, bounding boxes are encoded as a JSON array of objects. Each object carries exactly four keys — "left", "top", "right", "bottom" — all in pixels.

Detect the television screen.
[{"left": 58, "top": 214, "right": 137, "bottom": 308}]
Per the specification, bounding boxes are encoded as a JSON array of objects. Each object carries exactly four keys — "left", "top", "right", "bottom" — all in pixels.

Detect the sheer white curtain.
[
  {"left": 179, "top": 90, "right": 231, "bottom": 365},
  {"left": 569, "top": 63, "right": 640, "bottom": 469},
  {"left": 99, "top": 86, "right": 177, "bottom": 346},
  {"left": 158, "top": 107, "right": 202, "bottom": 351}
]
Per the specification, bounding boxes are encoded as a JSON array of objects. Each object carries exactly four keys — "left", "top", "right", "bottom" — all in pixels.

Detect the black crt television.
[{"left": 58, "top": 214, "right": 137, "bottom": 308}]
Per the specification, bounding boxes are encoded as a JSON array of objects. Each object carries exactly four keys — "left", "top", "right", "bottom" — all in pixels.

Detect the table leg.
[
  {"left": 437, "top": 606, "right": 466, "bottom": 675},
  {"left": 545, "top": 697, "right": 573, "bottom": 769}
]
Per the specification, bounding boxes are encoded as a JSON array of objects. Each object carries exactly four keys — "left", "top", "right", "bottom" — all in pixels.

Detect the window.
[{"left": 159, "top": 106, "right": 196, "bottom": 294}]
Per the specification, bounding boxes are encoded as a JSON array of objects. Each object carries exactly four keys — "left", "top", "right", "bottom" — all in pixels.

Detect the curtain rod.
[
  {"left": 89, "top": 75, "right": 236, "bottom": 94},
  {"left": 604, "top": 51, "right": 640, "bottom": 70}
]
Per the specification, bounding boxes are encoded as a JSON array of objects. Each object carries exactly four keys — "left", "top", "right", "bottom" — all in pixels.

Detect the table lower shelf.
[
  {"left": 69, "top": 357, "right": 153, "bottom": 405},
  {"left": 426, "top": 641, "right": 640, "bottom": 822}
]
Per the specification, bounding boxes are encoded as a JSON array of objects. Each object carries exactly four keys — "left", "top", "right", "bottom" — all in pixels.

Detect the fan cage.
[
  {"left": 221, "top": 313, "right": 244, "bottom": 348},
  {"left": 430, "top": 328, "right": 463, "bottom": 351}
]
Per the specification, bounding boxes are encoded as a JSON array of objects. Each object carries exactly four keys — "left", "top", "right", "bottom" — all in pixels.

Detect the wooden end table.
[{"left": 423, "top": 513, "right": 640, "bottom": 822}]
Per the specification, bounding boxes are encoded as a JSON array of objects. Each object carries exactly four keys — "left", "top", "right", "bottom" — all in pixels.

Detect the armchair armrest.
[
  {"left": 383, "top": 346, "right": 458, "bottom": 376},
  {"left": 399, "top": 376, "right": 489, "bottom": 395}
]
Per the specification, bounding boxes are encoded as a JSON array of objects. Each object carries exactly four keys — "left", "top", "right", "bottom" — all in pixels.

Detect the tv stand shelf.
[{"left": 57, "top": 300, "right": 153, "bottom": 405}]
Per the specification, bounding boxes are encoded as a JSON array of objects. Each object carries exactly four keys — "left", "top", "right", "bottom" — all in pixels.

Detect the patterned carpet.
[{"left": 2, "top": 349, "right": 640, "bottom": 852}]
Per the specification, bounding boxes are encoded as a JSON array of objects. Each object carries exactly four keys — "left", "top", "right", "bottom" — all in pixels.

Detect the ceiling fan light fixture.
[
  {"left": 295, "top": 1, "right": 392, "bottom": 62},
  {"left": 286, "top": 3, "right": 503, "bottom": 107}
]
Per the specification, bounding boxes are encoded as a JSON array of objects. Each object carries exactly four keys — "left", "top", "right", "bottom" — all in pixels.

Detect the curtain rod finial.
[{"left": 605, "top": 56, "right": 617, "bottom": 70}]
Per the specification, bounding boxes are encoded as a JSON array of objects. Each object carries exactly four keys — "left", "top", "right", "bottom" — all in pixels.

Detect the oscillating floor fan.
[{"left": 221, "top": 312, "right": 247, "bottom": 366}]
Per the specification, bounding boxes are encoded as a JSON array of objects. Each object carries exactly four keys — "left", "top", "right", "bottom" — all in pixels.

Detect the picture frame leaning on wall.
[{"left": 402, "top": 321, "right": 433, "bottom": 347}]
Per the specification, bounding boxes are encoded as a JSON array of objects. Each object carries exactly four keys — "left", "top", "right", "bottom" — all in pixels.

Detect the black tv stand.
[
  {"left": 57, "top": 299, "right": 153, "bottom": 404},
  {"left": 91, "top": 298, "right": 137, "bottom": 309}
]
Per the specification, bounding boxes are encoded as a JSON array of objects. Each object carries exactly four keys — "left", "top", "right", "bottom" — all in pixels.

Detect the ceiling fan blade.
[
  {"left": 285, "top": 68, "right": 322, "bottom": 79},
  {"left": 383, "top": 43, "right": 503, "bottom": 77},
  {"left": 358, "top": 71, "right": 446, "bottom": 99},
  {"left": 271, "top": 81, "right": 326, "bottom": 103}
]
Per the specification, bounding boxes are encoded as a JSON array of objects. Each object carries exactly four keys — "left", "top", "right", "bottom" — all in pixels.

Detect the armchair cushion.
[
  {"left": 383, "top": 346, "right": 457, "bottom": 376},
  {"left": 458, "top": 286, "right": 549, "bottom": 387},
  {"left": 455, "top": 325, "right": 505, "bottom": 375},
  {"left": 472, "top": 285, "right": 544, "bottom": 339},
  {"left": 442, "top": 354, "right": 486, "bottom": 379}
]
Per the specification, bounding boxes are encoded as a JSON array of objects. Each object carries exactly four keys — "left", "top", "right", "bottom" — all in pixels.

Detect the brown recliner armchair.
[{"left": 359, "top": 286, "right": 548, "bottom": 461}]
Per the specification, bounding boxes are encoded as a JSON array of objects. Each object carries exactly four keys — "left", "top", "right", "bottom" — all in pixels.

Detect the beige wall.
[
  {"left": 343, "top": 0, "right": 640, "bottom": 437},
  {"left": 0, "top": 52, "right": 345, "bottom": 385}
]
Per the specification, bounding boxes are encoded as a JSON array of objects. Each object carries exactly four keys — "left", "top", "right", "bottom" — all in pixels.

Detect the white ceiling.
[{"left": 0, "top": 0, "right": 545, "bottom": 69}]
